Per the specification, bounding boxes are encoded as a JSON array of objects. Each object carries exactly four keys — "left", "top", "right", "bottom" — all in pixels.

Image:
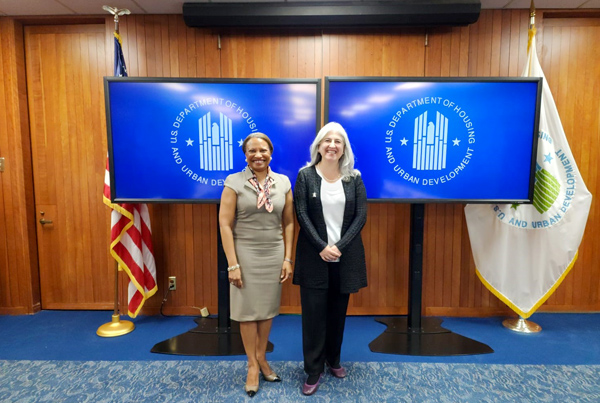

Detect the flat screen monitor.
[
  {"left": 105, "top": 78, "right": 321, "bottom": 203},
  {"left": 326, "top": 77, "right": 542, "bottom": 203}
]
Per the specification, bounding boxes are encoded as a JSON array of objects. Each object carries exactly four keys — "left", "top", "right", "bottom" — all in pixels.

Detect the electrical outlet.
[{"left": 168, "top": 276, "right": 176, "bottom": 291}]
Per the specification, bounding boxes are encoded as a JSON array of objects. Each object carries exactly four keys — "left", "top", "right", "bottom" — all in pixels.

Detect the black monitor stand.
[
  {"left": 151, "top": 205, "right": 273, "bottom": 356},
  {"left": 368, "top": 203, "right": 494, "bottom": 356}
]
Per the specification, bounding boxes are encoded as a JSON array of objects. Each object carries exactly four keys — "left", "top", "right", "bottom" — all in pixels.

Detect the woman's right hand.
[
  {"left": 229, "top": 267, "right": 243, "bottom": 288},
  {"left": 319, "top": 245, "right": 341, "bottom": 262}
]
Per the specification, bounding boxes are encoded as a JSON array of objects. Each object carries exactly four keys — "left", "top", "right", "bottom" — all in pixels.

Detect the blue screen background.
[
  {"left": 107, "top": 80, "right": 319, "bottom": 201},
  {"left": 327, "top": 80, "right": 540, "bottom": 201}
]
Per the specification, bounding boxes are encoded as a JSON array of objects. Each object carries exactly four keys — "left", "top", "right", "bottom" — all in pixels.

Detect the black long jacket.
[{"left": 292, "top": 165, "right": 368, "bottom": 293}]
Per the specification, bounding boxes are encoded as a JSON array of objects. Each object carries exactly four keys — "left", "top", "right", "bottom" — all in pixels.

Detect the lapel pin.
[{"left": 312, "top": 192, "right": 317, "bottom": 198}]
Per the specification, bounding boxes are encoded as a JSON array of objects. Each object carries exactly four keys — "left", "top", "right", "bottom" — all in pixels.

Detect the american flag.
[{"left": 103, "top": 32, "right": 157, "bottom": 318}]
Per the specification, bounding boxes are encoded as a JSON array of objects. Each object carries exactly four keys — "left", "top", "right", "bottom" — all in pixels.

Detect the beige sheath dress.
[{"left": 224, "top": 168, "right": 291, "bottom": 322}]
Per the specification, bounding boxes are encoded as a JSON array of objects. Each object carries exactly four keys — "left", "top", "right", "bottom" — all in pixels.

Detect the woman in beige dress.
[{"left": 219, "top": 133, "right": 294, "bottom": 398}]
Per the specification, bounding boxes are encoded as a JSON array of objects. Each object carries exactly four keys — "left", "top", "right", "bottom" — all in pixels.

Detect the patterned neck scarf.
[{"left": 247, "top": 167, "right": 274, "bottom": 213}]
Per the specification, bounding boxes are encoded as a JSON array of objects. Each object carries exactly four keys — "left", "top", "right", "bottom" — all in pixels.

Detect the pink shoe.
[
  {"left": 302, "top": 374, "right": 322, "bottom": 396},
  {"left": 327, "top": 362, "right": 347, "bottom": 378}
]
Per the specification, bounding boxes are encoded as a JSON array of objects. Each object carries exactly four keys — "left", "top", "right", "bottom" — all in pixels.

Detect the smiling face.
[
  {"left": 244, "top": 138, "right": 272, "bottom": 173},
  {"left": 318, "top": 132, "right": 345, "bottom": 163}
]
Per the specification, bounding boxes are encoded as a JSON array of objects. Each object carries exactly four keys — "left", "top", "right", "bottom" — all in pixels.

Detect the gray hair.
[{"left": 302, "top": 122, "right": 359, "bottom": 180}]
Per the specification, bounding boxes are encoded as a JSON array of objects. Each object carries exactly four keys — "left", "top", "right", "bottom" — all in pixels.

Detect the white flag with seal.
[{"left": 464, "top": 30, "right": 592, "bottom": 318}]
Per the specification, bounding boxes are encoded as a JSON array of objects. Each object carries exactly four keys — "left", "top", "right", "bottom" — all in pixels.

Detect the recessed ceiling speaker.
[{"left": 182, "top": 1, "right": 481, "bottom": 28}]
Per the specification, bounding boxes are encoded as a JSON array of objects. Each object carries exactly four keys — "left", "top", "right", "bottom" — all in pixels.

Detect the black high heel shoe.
[
  {"left": 245, "top": 367, "right": 260, "bottom": 397},
  {"left": 244, "top": 384, "right": 259, "bottom": 397},
  {"left": 260, "top": 370, "right": 282, "bottom": 382}
]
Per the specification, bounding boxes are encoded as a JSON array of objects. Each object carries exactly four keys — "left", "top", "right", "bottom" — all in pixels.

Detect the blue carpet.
[
  {"left": 0, "top": 311, "right": 599, "bottom": 365},
  {"left": 2, "top": 312, "right": 600, "bottom": 402},
  {"left": 1, "top": 360, "right": 599, "bottom": 402}
]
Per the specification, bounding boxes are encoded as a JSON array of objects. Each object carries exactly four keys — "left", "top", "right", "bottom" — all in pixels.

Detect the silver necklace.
[{"left": 317, "top": 165, "right": 341, "bottom": 183}]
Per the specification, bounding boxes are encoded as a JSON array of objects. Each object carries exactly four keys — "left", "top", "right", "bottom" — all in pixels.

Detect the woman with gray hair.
[{"left": 292, "top": 122, "right": 368, "bottom": 396}]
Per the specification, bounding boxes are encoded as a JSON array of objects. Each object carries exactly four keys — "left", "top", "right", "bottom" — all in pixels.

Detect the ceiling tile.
[
  {"left": 0, "top": 0, "right": 74, "bottom": 15},
  {"left": 59, "top": 0, "right": 147, "bottom": 15},
  {"left": 580, "top": 0, "right": 600, "bottom": 8},
  {"left": 136, "top": 0, "right": 189, "bottom": 13}
]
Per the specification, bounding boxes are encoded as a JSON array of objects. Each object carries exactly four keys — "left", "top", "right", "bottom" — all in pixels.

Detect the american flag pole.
[{"left": 97, "top": 5, "right": 134, "bottom": 338}]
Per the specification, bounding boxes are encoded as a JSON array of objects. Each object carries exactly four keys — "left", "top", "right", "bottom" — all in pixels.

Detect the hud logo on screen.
[
  {"left": 170, "top": 98, "right": 258, "bottom": 186},
  {"left": 198, "top": 112, "right": 234, "bottom": 171},
  {"left": 385, "top": 96, "right": 475, "bottom": 187},
  {"left": 412, "top": 111, "right": 449, "bottom": 171}
]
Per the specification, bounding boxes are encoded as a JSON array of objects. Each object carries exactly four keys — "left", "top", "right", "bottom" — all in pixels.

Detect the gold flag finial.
[
  {"left": 102, "top": 5, "right": 131, "bottom": 33},
  {"left": 527, "top": 0, "right": 537, "bottom": 54}
]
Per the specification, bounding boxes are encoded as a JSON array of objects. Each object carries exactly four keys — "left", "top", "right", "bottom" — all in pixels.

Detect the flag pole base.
[
  {"left": 502, "top": 318, "right": 541, "bottom": 333},
  {"left": 97, "top": 314, "right": 135, "bottom": 337}
]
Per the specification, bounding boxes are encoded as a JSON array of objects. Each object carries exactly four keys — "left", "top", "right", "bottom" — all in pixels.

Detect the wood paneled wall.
[
  {"left": 1, "top": 10, "right": 599, "bottom": 317},
  {"left": 0, "top": 18, "right": 40, "bottom": 314},
  {"left": 536, "top": 13, "right": 600, "bottom": 310}
]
